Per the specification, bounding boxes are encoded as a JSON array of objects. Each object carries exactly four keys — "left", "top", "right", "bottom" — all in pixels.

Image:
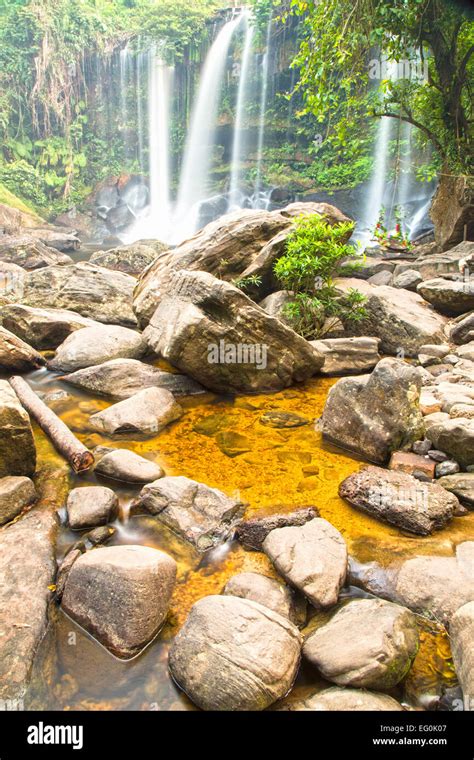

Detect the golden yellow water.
[{"left": 25, "top": 371, "right": 473, "bottom": 710}]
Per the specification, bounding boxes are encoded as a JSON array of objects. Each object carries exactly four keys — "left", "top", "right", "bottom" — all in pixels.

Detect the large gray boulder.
[
  {"left": 94, "top": 447, "right": 164, "bottom": 484},
  {"left": 133, "top": 202, "right": 351, "bottom": 326},
  {"left": 59, "top": 358, "right": 204, "bottom": 400},
  {"left": 417, "top": 278, "right": 474, "bottom": 316},
  {"left": 89, "top": 242, "right": 158, "bottom": 276},
  {"left": 0, "top": 476, "right": 36, "bottom": 526},
  {"left": 18, "top": 262, "right": 137, "bottom": 326},
  {"left": 339, "top": 466, "right": 459, "bottom": 535},
  {"left": 393, "top": 241, "right": 474, "bottom": 280},
  {"left": 143, "top": 270, "right": 324, "bottom": 394},
  {"left": 450, "top": 602, "right": 474, "bottom": 710},
  {"left": 0, "top": 234, "right": 73, "bottom": 269},
  {"left": 0, "top": 380, "right": 36, "bottom": 477},
  {"left": 278, "top": 686, "right": 404, "bottom": 711},
  {"left": 61, "top": 545, "right": 176, "bottom": 659},
  {"left": 0, "top": 325, "right": 45, "bottom": 372},
  {"left": 49, "top": 325, "right": 147, "bottom": 372},
  {"left": 223, "top": 572, "right": 306, "bottom": 627},
  {"left": 424, "top": 415, "right": 474, "bottom": 468},
  {"left": 263, "top": 518, "right": 347, "bottom": 608},
  {"left": 321, "top": 358, "right": 424, "bottom": 464},
  {"left": 89, "top": 387, "right": 183, "bottom": 437},
  {"left": 168, "top": 595, "right": 302, "bottom": 711},
  {"left": 310, "top": 337, "right": 380, "bottom": 376},
  {"left": 131, "top": 475, "right": 244, "bottom": 551},
  {"left": 66, "top": 486, "right": 119, "bottom": 530},
  {"left": 303, "top": 598, "right": 419, "bottom": 689},
  {"left": 1, "top": 304, "right": 98, "bottom": 350}
]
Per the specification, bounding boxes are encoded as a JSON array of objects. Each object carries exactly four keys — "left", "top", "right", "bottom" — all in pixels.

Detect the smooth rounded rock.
[
  {"left": 94, "top": 447, "right": 164, "bottom": 483},
  {"left": 66, "top": 486, "right": 119, "bottom": 530}
]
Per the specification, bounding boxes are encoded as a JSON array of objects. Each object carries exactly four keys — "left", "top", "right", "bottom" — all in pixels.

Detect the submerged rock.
[
  {"left": 418, "top": 278, "right": 474, "bottom": 317},
  {"left": 0, "top": 380, "right": 36, "bottom": 477},
  {"left": 61, "top": 545, "right": 177, "bottom": 659},
  {"left": 131, "top": 475, "right": 244, "bottom": 551},
  {"left": 263, "top": 518, "right": 347, "bottom": 608},
  {"left": 89, "top": 387, "right": 183, "bottom": 437},
  {"left": 49, "top": 325, "right": 147, "bottom": 372},
  {"left": 303, "top": 598, "right": 419, "bottom": 689},
  {"left": 1, "top": 304, "right": 98, "bottom": 350},
  {"left": 94, "top": 447, "right": 164, "bottom": 484},
  {"left": 450, "top": 602, "right": 474, "bottom": 709},
  {"left": 0, "top": 476, "right": 36, "bottom": 525},
  {"left": 168, "top": 595, "right": 301, "bottom": 711},
  {"left": 66, "top": 486, "right": 119, "bottom": 530},
  {"left": 259, "top": 410, "right": 309, "bottom": 428},
  {"left": 321, "top": 358, "right": 424, "bottom": 464},
  {"left": 277, "top": 686, "right": 404, "bottom": 711},
  {"left": 235, "top": 507, "right": 318, "bottom": 550},
  {"left": 0, "top": 325, "right": 45, "bottom": 372},
  {"left": 310, "top": 337, "right": 380, "bottom": 376},
  {"left": 339, "top": 466, "right": 459, "bottom": 535},
  {"left": 223, "top": 572, "right": 306, "bottom": 627},
  {"left": 143, "top": 269, "right": 324, "bottom": 394}
]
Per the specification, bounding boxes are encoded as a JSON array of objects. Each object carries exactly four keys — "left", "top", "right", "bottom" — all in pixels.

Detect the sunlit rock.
[{"left": 49, "top": 325, "right": 147, "bottom": 372}]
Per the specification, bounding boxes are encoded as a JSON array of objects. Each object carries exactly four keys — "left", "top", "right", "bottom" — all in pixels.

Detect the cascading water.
[
  {"left": 136, "top": 47, "right": 146, "bottom": 174},
  {"left": 228, "top": 12, "right": 255, "bottom": 210},
  {"left": 357, "top": 115, "right": 393, "bottom": 246},
  {"left": 147, "top": 49, "right": 173, "bottom": 239},
  {"left": 119, "top": 46, "right": 132, "bottom": 162},
  {"left": 254, "top": 16, "right": 272, "bottom": 205}
]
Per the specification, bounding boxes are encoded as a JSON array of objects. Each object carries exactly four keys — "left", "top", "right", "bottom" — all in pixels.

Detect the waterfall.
[
  {"left": 359, "top": 116, "right": 393, "bottom": 245},
  {"left": 228, "top": 13, "right": 255, "bottom": 209},
  {"left": 172, "top": 13, "right": 242, "bottom": 240},
  {"left": 136, "top": 48, "right": 146, "bottom": 173},
  {"left": 119, "top": 46, "right": 131, "bottom": 161},
  {"left": 254, "top": 16, "right": 272, "bottom": 201}
]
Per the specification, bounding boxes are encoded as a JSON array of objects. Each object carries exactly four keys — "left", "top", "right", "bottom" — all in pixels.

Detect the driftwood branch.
[{"left": 9, "top": 375, "right": 94, "bottom": 474}]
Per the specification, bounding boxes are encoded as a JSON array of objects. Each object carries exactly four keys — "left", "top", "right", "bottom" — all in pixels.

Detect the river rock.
[
  {"left": 143, "top": 269, "right": 324, "bottom": 394},
  {"left": 89, "top": 243, "right": 158, "bottom": 276},
  {"left": 19, "top": 262, "right": 137, "bottom": 326},
  {"left": 437, "top": 473, "right": 474, "bottom": 508},
  {"left": 392, "top": 268, "right": 423, "bottom": 291},
  {"left": 278, "top": 686, "right": 404, "bottom": 711},
  {"left": 455, "top": 342, "right": 474, "bottom": 362},
  {"left": 0, "top": 325, "right": 45, "bottom": 372},
  {"left": 450, "top": 602, "right": 474, "bottom": 709},
  {"left": 133, "top": 202, "right": 351, "bottom": 326},
  {"left": 223, "top": 572, "right": 306, "bottom": 627},
  {"left": 168, "top": 595, "right": 301, "bottom": 711},
  {"left": 303, "top": 598, "right": 419, "bottom": 689},
  {"left": 61, "top": 545, "right": 177, "bottom": 658},
  {"left": 310, "top": 337, "right": 380, "bottom": 375},
  {"left": 66, "top": 486, "right": 119, "bottom": 530},
  {"left": 49, "top": 325, "right": 147, "bottom": 372},
  {"left": 94, "top": 447, "right": 164, "bottom": 483},
  {"left": 1, "top": 304, "right": 99, "bottom": 350},
  {"left": 0, "top": 476, "right": 36, "bottom": 525},
  {"left": 59, "top": 358, "right": 204, "bottom": 399},
  {"left": 235, "top": 507, "right": 318, "bottom": 550},
  {"left": 451, "top": 312, "right": 474, "bottom": 345},
  {"left": 0, "top": 380, "right": 36, "bottom": 477},
  {"left": 0, "top": 235, "right": 73, "bottom": 269},
  {"left": 0, "top": 507, "right": 57, "bottom": 699},
  {"left": 321, "top": 358, "right": 424, "bottom": 464},
  {"left": 336, "top": 279, "right": 448, "bottom": 356},
  {"left": 263, "top": 518, "right": 347, "bottom": 608},
  {"left": 89, "top": 387, "right": 183, "bottom": 437},
  {"left": 258, "top": 290, "right": 293, "bottom": 323},
  {"left": 388, "top": 450, "right": 435, "bottom": 479},
  {"left": 418, "top": 278, "right": 474, "bottom": 316},
  {"left": 339, "top": 466, "right": 459, "bottom": 535},
  {"left": 424, "top": 415, "right": 474, "bottom": 468},
  {"left": 131, "top": 475, "right": 244, "bottom": 551}
]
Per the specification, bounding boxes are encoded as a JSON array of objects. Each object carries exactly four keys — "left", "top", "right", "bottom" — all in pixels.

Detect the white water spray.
[
  {"left": 228, "top": 12, "right": 255, "bottom": 209},
  {"left": 147, "top": 49, "right": 173, "bottom": 239},
  {"left": 254, "top": 16, "right": 272, "bottom": 200}
]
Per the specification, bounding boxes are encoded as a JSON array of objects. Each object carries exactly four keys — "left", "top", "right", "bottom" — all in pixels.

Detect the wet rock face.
[
  {"left": 89, "top": 387, "right": 183, "bottom": 437},
  {"left": 450, "top": 602, "right": 474, "bottom": 710},
  {"left": 168, "top": 595, "right": 302, "bottom": 711},
  {"left": 143, "top": 269, "right": 324, "bottom": 394},
  {"left": 263, "top": 518, "right": 347, "bottom": 608},
  {"left": 1, "top": 305, "right": 99, "bottom": 350},
  {"left": 60, "top": 358, "right": 205, "bottom": 400},
  {"left": 131, "top": 475, "right": 244, "bottom": 551},
  {"left": 417, "top": 278, "right": 474, "bottom": 317},
  {"left": 235, "top": 507, "right": 318, "bottom": 550},
  {"left": 49, "top": 325, "right": 147, "bottom": 372},
  {"left": 61, "top": 545, "right": 177, "bottom": 659},
  {"left": 303, "top": 598, "right": 419, "bottom": 690},
  {"left": 94, "top": 447, "right": 164, "bottom": 484},
  {"left": 0, "top": 380, "right": 36, "bottom": 477},
  {"left": 339, "top": 466, "right": 459, "bottom": 535},
  {"left": 321, "top": 358, "right": 424, "bottom": 465},
  {"left": 310, "top": 337, "right": 381, "bottom": 376},
  {"left": 223, "top": 572, "right": 307, "bottom": 627},
  {"left": 0, "top": 476, "right": 36, "bottom": 526},
  {"left": 0, "top": 325, "right": 45, "bottom": 372},
  {"left": 277, "top": 686, "right": 404, "bottom": 712},
  {"left": 66, "top": 486, "right": 119, "bottom": 530}
]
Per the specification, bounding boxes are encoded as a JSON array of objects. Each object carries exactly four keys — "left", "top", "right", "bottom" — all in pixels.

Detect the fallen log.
[{"left": 8, "top": 375, "right": 94, "bottom": 473}]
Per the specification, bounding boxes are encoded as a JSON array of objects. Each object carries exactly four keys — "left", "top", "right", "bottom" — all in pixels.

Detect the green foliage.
[{"left": 232, "top": 274, "right": 263, "bottom": 292}]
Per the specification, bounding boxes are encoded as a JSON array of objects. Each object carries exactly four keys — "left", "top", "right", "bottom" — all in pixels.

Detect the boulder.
[
  {"left": 321, "top": 358, "right": 424, "bottom": 464},
  {"left": 258, "top": 290, "right": 293, "bottom": 323},
  {"left": 0, "top": 262, "right": 25, "bottom": 305},
  {"left": 32, "top": 227, "right": 80, "bottom": 252},
  {"left": 392, "top": 269, "right": 423, "bottom": 291},
  {"left": 223, "top": 572, "right": 306, "bottom": 627},
  {"left": 18, "top": 262, "right": 137, "bottom": 326},
  {"left": 89, "top": 243, "right": 158, "bottom": 276},
  {"left": 417, "top": 278, "right": 474, "bottom": 316},
  {"left": 49, "top": 325, "right": 147, "bottom": 372},
  {"left": 0, "top": 380, "right": 36, "bottom": 477},
  {"left": 133, "top": 202, "right": 351, "bottom": 326},
  {"left": 430, "top": 174, "right": 474, "bottom": 250},
  {"left": 451, "top": 312, "right": 474, "bottom": 345},
  {"left": 59, "top": 358, "right": 204, "bottom": 400},
  {"left": 1, "top": 305, "right": 98, "bottom": 350},
  {"left": 424, "top": 415, "right": 474, "bottom": 468},
  {"left": 450, "top": 602, "right": 474, "bottom": 709},
  {"left": 131, "top": 475, "right": 244, "bottom": 551},
  {"left": 66, "top": 486, "right": 119, "bottom": 530},
  {"left": 339, "top": 466, "right": 459, "bottom": 535},
  {"left": 0, "top": 325, "right": 45, "bottom": 372},
  {"left": 0, "top": 476, "right": 36, "bottom": 525},
  {"left": 388, "top": 450, "right": 435, "bottom": 479},
  {"left": 94, "top": 447, "right": 164, "bottom": 484},
  {"left": 278, "top": 686, "right": 404, "bottom": 711},
  {"left": 235, "top": 507, "right": 318, "bottom": 550},
  {"left": 303, "top": 598, "right": 419, "bottom": 689},
  {"left": 437, "top": 473, "right": 474, "bottom": 508},
  {"left": 263, "top": 518, "right": 347, "bottom": 608},
  {"left": 456, "top": 341, "right": 474, "bottom": 362},
  {"left": 61, "top": 545, "right": 177, "bottom": 658},
  {"left": 143, "top": 270, "right": 324, "bottom": 394},
  {"left": 0, "top": 235, "right": 73, "bottom": 269},
  {"left": 168, "top": 595, "right": 301, "bottom": 711},
  {"left": 310, "top": 337, "right": 380, "bottom": 376},
  {"left": 89, "top": 387, "right": 183, "bottom": 437}
]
